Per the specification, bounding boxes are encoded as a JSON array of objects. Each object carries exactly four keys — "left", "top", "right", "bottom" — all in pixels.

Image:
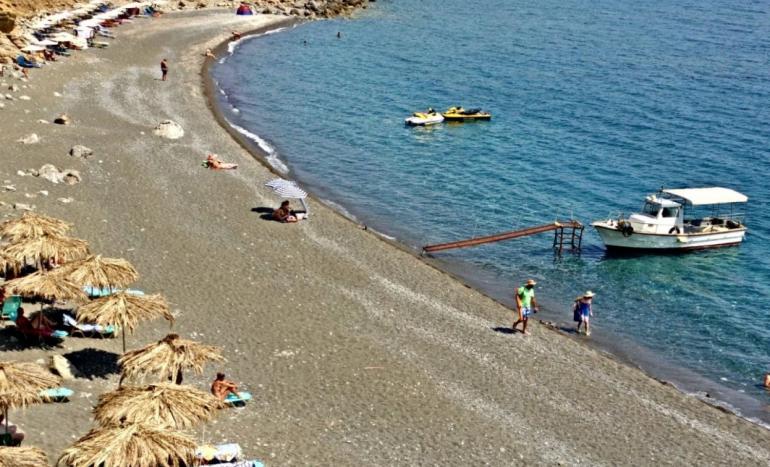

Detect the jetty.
[{"left": 422, "top": 220, "right": 584, "bottom": 254}]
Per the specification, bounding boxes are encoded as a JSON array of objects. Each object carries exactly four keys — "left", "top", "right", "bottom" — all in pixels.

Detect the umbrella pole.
[
  {"left": 3, "top": 407, "right": 8, "bottom": 434},
  {"left": 121, "top": 328, "right": 126, "bottom": 353}
]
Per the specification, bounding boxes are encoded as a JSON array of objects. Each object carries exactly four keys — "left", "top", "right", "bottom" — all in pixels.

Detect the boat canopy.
[{"left": 662, "top": 187, "right": 747, "bottom": 206}]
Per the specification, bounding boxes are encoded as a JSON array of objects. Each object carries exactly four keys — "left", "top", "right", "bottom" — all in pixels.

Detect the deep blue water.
[{"left": 213, "top": 0, "right": 770, "bottom": 421}]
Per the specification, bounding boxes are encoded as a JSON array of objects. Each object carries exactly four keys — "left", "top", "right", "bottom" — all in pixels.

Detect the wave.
[
  {"left": 226, "top": 26, "right": 290, "bottom": 55},
  {"left": 224, "top": 119, "right": 289, "bottom": 174}
]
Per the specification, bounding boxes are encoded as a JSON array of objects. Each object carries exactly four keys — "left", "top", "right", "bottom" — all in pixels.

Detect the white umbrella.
[{"left": 265, "top": 179, "right": 309, "bottom": 216}]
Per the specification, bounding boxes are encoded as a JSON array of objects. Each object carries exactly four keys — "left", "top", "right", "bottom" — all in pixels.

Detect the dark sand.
[{"left": 1, "top": 9, "right": 769, "bottom": 466}]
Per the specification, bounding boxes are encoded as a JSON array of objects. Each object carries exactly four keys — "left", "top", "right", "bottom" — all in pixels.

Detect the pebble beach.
[{"left": 1, "top": 8, "right": 770, "bottom": 465}]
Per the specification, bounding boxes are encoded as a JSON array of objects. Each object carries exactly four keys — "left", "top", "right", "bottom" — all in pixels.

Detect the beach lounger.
[
  {"left": 1, "top": 295, "right": 22, "bottom": 321},
  {"left": 16, "top": 55, "right": 42, "bottom": 68},
  {"left": 84, "top": 285, "right": 145, "bottom": 298},
  {"left": 63, "top": 313, "right": 116, "bottom": 338},
  {"left": 40, "top": 387, "right": 74, "bottom": 402},
  {"left": 224, "top": 391, "right": 252, "bottom": 408}
]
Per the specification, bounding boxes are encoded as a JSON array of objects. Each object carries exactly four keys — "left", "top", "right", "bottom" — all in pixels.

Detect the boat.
[
  {"left": 441, "top": 106, "right": 491, "bottom": 122},
  {"left": 592, "top": 187, "right": 748, "bottom": 251},
  {"left": 405, "top": 109, "right": 444, "bottom": 126}
]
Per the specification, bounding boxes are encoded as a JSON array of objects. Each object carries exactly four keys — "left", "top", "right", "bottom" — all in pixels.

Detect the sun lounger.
[
  {"left": 1, "top": 295, "right": 22, "bottom": 321},
  {"left": 16, "top": 55, "right": 42, "bottom": 68},
  {"left": 83, "top": 285, "right": 145, "bottom": 298},
  {"left": 224, "top": 391, "right": 252, "bottom": 407},
  {"left": 63, "top": 313, "right": 116, "bottom": 337},
  {"left": 40, "top": 387, "right": 74, "bottom": 402}
]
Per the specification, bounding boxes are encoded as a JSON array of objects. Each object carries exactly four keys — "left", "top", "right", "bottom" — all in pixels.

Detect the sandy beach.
[{"left": 1, "top": 9, "right": 769, "bottom": 466}]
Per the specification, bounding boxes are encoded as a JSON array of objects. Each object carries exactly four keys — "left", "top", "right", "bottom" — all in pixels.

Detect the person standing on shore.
[
  {"left": 573, "top": 291, "right": 595, "bottom": 336},
  {"left": 160, "top": 58, "right": 169, "bottom": 81},
  {"left": 513, "top": 279, "right": 538, "bottom": 335}
]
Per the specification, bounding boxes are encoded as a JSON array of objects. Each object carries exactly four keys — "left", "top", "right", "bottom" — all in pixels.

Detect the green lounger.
[{"left": 1, "top": 295, "right": 22, "bottom": 321}]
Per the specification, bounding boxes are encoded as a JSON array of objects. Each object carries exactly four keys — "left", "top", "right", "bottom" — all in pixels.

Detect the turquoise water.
[{"left": 213, "top": 0, "right": 770, "bottom": 421}]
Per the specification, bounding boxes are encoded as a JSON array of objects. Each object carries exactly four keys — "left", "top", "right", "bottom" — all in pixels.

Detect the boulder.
[
  {"left": 17, "top": 133, "right": 39, "bottom": 144},
  {"left": 50, "top": 354, "right": 78, "bottom": 380},
  {"left": 12, "top": 203, "right": 34, "bottom": 211},
  {"left": 153, "top": 120, "right": 184, "bottom": 139},
  {"left": 69, "top": 145, "right": 93, "bottom": 158},
  {"left": 53, "top": 114, "right": 71, "bottom": 125},
  {"left": 36, "top": 164, "right": 82, "bottom": 185}
]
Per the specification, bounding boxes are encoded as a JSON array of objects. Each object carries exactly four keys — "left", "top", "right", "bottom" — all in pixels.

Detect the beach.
[{"left": 1, "top": 8, "right": 770, "bottom": 465}]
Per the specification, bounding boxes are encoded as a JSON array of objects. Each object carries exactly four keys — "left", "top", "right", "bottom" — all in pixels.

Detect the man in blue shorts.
[{"left": 513, "top": 279, "right": 538, "bottom": 335}]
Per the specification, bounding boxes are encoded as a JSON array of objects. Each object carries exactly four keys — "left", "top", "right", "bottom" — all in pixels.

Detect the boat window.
[
  {"left": 642, "top": 202, "right": 660, "bottom": 217},
  {"left": 662, "top": 207, "right": 679, "bottom": 218}
]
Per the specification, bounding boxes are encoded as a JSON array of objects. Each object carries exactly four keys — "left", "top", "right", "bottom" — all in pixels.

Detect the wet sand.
[{"left": 1, "top": 9, "right": 770, "bottom": 466}]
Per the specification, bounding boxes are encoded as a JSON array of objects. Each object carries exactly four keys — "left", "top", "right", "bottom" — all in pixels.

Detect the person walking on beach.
[
  {"left": 160, "top": 58, "right": 169, "bottom": 81},
  {"left": 513, "top": 279, "right": 538, "bottom": 335},
  {"left": 573, "top": 291, "right": 595, "bottom": 336}
]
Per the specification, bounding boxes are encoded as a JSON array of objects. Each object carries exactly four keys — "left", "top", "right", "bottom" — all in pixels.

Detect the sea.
[{"left": 211, "top": 0, "right": 770, "bottom": 424}]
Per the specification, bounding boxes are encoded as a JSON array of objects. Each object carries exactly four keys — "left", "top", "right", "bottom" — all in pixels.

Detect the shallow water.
[{"left": 212, "top": 0, "right": 770, "bottom": 421}]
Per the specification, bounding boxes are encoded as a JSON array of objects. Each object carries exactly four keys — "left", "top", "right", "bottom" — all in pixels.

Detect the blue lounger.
[
  {"left": 84, "top": 285, "right": 145, "bottom": 298},
  {"left": 224, "top": 391, "right": 252, "bottom": 407},
  {"left": 1, "top": 296, "right": 22, "bottom": 321},
  {"left": 40, "top": 387, "right": 74, "bottom": 402}
]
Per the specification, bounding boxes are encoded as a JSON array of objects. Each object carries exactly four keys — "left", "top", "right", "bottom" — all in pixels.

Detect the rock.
[
  {"left": 53, "top": 91, "right": 62, "bottom": 97},
  {"left": 38, "top": 190, "right": 48, "bottom": 196},
  {"left": 36, "top": 164, "right": 82, "bottom": 185},
  {"left": 69, "top": 145, "right": 93, "bottom": 158},
  {"left": 24, "top": 193, "right": 36, "bottom": 199},
  {"left": 17, "top": 133, "right": 39, "bottom": 144},
  {"left": 1, "top": 185, "right": 15, "bottom": 191},
  {"left": 50, "top": 354, "right": 78, "bottom": 380},
  {"left": 63, "top": 171, "right": 81, "bottom": 185},
  {"left": 18, "top": 95, "right": 30, "bottom": 101},
  {"left": 53, "top": 113, "right": 71, "bottom": 125},
  {"left": 37, "top": 119, "right": 49, "bottom": 124},
  {"left": 153, "top": 120, "right": 184, "bottom": 139},
  {"left": 8, "top": 84, "right": 17, "bottom": 92},
  {"left": 0, "top": 102, "right": 4, "bottom": 109},
  {"left": 12, "top": 203, "right": 34, "bottom": 211},
  {"left": 57, "top": 197, "right": 74, "bottom": 204},
  {"left": 5, "top": 93, "right": 13, "bottom": 100}
]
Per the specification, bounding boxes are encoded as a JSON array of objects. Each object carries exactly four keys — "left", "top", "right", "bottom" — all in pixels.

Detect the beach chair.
[
  {"left": 15, "top": 55, "right": 41, "bottom": 68},
  {"left": 39, "top": 387, "right": 74, "bottom": 402},
  {"left": 224, "top": 391, "right": 252, "bottom": 408},
  {"left": 63, "top": 313, "right": 116, "bottom": 338},
  {"left": 1, "top": 295, "right": 22, "bottom": 321},
  {"left": 84, "top": 285, "right": 145, "bottom": 298}
]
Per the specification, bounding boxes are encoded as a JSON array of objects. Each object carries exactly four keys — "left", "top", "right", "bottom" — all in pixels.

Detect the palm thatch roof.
[
  {"left": 94, "top": 383, "right": 222, "bottom": 429},
  {"left": 1, "top": 233, "right": 89, "bottom": 267},
  {"left": 3, "top": 271, "right": 88, "bottom": 302},
  {"left": 119, "top": 334, "right": 224, "bottom": 383},
  {"left": 77, "top": 292, "right": 173, "bottom": 352},
  {"left": 57, "top": 255, "right": 139, "bottom": 289},
  {"left": 0, "top": 212, "right": 72, "bottom": 242},
  {"left": 0, "top": 252, "right": 22, "bottom": 275},
  {"left": 0, "top": 446, "right": 49, "bottom": 467},
  {"left": 57, "top": 423, "right": 197, "bottom": 467},
  {"left": 0, "top": 361, "right": 60, "bottom": 410}
]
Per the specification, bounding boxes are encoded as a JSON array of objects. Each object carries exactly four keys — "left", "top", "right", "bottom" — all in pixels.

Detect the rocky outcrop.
[{"left": 153, "top": 120, "right": 185, "bottom": 139}]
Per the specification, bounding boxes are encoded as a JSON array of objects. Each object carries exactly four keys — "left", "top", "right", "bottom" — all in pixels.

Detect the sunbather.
[
  {"left": 205, "top": 154, "right": 238, "bottom": 170},
  {"left": 272, "top": 200, "right": 298, "bottom": 223},
  {"left": 0, "top": 414, "right": 24, "bottom": 445},
  {"left": 16, "top": 308, "right": 57, "bottom": 337},
  {"left": 204, "top": 48, "right": 216, "bottom": 59},
  {"left": 211, "top": 373, "right": 239, "bottom": 400}
]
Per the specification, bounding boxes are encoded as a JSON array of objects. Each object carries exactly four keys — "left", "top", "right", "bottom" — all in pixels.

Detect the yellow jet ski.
[{"left": 442, "top": 106, "right": 492, "bottom": 122}]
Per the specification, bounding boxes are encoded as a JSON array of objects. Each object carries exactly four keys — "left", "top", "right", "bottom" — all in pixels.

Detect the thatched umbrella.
[
  {"left": 94, "top": 383, "right": 222, "bottom": 429},
  {"left": 76, "top": 292, "right": 174, "bottom": 352},
  {"left": 0, "top": 446, "right": 49, "bottom": 467},
  {"left": 119, "top": 334, "right": 224, "bottom": 385},
  {"left": 3, "top": 271, "right": 87, "bottom": 303},
  {"left": 0, "top": 212, "right": 71, "bottom": 242},
  {"left": 1, "top": 233, "right": 89, "bottom": 268},
  {"left": 57, "top": 423, "right": 197, "bottom": 467},
  {"left": 57, "top": 255, "right": 139, "bottom": 290},
  {"left": 0, "top": 361, "right": 60, "bottom": 434},
  {"left": 0, "top": 252, "right": 22, "bottom": 278}
]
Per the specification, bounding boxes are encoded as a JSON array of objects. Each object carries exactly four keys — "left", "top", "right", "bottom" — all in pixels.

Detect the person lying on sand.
[
  {"left": 211, "top": 372, "right": 239, "bottom": 400},
  {"left": 205, "top": 154, "right": 238, "bottom": 170},
  {"left": 231, "top": 31, "right": 242, "bottom": 40},
  {"left": 272, "top": 200, "right": 298, "bottom": 223},
  {"left": 204, "top": 48, "right": 216, "bottom": 59}
]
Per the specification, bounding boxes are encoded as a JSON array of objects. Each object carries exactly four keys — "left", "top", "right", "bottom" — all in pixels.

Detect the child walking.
[{"left": 573, "top": 291, "right": 595, "bottom": 336}]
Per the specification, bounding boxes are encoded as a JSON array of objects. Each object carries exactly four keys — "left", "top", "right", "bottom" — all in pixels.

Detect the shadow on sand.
[
  {"left": 251, "top": 206, "right": 276, "bottom": 221},
  {"left": 0, "top": 326, "right": 64, "bottom": 351},
  {"left": 63, "top": 348, "right": 120, "bottom": 379}
]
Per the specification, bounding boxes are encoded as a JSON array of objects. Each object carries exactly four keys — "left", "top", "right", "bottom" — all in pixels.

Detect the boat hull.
[{"left": 593, "top": 223, "right": 746, "bottom": 251}]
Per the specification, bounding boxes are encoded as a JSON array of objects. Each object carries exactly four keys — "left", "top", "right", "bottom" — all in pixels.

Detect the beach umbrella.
[
  {"left": 0, "top": 361, "right": 60, "bottom": 435},
  {"left": 0, "top": 446, "right": 49, "bottom": 467},
  {"left": 0, "top": 252, "right": 23, "bottom": 278},
  {"left": 265, "top": 178, "right": 309, "bottom": 216},
  {"left": 76, "top": 292, "right": 173, "bottom": 352},
  {"left": 0, "top": 212, "right": 72, "bottom": 242},
  {"left": 1, "top": 233, "right": 89, "bottom": 269},
  {"left": 57, "top": 255, "right": 139, "bottom": 290},
  {"left": 57, "top": 422, "right": 197, "bottom": 467},
  {"left": 3, "top": 271, "right": 87, "bottom": 303},
  {"left": 94, "top": 383, "right": 222, "bottom": 429},
  {"left": 119, "top": 333, "right": 224, "bottom": 385}
]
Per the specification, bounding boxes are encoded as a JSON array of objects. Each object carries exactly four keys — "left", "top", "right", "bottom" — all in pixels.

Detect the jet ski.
[
  {"left": 405, "top": 108, "right": 444, "bottom": 126},
  {"left": 442, "top": 106, "right": 492, "bottom": 122}
]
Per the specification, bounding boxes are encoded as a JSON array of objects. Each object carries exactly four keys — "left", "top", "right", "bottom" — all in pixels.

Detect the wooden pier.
[{"left": 422, "top": 220, "right": 584, "bottom": 254}]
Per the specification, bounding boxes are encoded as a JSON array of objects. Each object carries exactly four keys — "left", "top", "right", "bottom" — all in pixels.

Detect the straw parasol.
[
  {"left": 0, "top": 252, "right": 22, "bottom": 278},
  {"left": 57, "top": 423, "right": 197, "bottom": 467},
  {"left": 76, "top": 292, "right": 174, "bottom": 352},
  {"left": 119, "top": 334, "right": 224, "bottom": 385},
  {"left": 0, "top": 361, "right": 60, "bottom": 434},
  {"left": 1, "top": 233, "right": 89, "bottom": 268},
  {"left": 0, "top": 446, "right": 49, "bottom": 467},
  {"left": 57, "top": 255, "right": 139, "bottom": 290},
  {"left": 93, "top": 383, "right": 222, "bottom": 429},
  {"left": 3, "top": 271, "right": 87, "bottom": 303},
  {"left": 0, "top": 212, "right": 71, "bottom": 242}
]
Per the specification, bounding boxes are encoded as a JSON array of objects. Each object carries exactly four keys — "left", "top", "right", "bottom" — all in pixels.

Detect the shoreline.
[
  {"left": 1, "top": 9, "right": 770, "bottom": 465},
  {"left": 205, "top": 21, "right": 770, "bottom": 429}
]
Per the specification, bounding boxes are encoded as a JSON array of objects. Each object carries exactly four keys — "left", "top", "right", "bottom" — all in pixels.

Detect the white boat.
[
  {"left": 405, "top": 109, "right": 444, "bottom": 126},
  {"left": 592, "top": 187, "right": 748, "bottom": 251}
]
